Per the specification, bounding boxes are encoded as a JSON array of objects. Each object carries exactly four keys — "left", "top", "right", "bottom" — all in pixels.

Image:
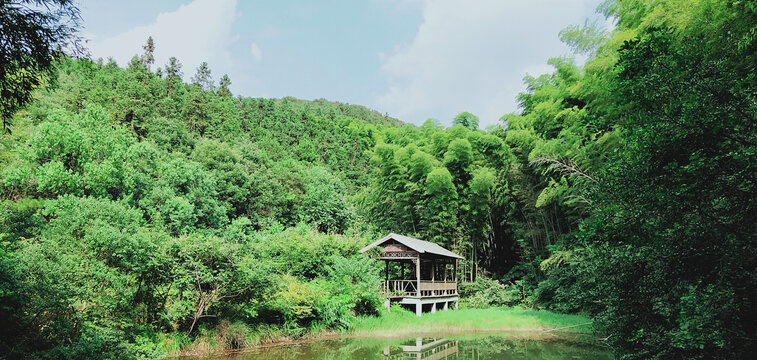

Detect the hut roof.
[{"left": 359, "top": 233, "right": 464, "bottom": 259}]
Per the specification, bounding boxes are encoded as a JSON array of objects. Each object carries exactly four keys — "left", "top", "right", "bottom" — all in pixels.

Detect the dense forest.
[{"left": 1, "top": 0, "right": 755, "bottom": 359}]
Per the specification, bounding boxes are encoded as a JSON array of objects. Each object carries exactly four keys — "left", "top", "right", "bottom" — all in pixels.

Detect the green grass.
[
  {"left": 159, "top": 322, "right": 291, "bottom": 357},
  {"left": 161, "top": 307, "right": 594, "bottom": 356},
  {"left": 348, "top": 306, "right": 594, "bottom": 337}
]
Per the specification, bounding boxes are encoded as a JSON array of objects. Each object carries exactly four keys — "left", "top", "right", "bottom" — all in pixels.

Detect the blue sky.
[{"left": 82, "top": 0, "right": 606, "bottom": 127}]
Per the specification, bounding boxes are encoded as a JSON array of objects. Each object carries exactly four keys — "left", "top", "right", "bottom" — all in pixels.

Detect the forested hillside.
[
  {"left": 0, "top": 54, "right": 400, "bottom": 358},
  {"left": 1, "top": 0, "right": 755, "bottom": 359}
]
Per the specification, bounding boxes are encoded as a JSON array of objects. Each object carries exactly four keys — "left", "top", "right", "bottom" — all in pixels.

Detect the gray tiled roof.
[{"left": 359, "top": 233, "right": 464, "bottom": 259}]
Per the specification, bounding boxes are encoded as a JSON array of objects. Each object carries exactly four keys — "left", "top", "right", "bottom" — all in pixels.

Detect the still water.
[{"left": 196, "top": 334, "right": 612, "bottom": 359}]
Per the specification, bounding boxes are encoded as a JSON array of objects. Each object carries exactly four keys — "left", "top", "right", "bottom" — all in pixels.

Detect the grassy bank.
[
  {"left": 349, "top": 306, "right": 594, "bottom": 337},
  {"left": 164, "top": 307, "right": 594, "bottom": 357},
  {"left": 160, "top": 322, "right": 318, "bottom": 357}
]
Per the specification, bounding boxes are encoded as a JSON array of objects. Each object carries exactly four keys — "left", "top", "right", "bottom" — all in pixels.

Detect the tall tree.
[
  {"left": 164, "top": 56, "right": 183, "bottom": 97},
  {"left": 141, "top": 36, "right": 155, "bottom": 70},
  {"left": 217, "top": 74, "right": 232, "bottom": 97},
  {"left": 0, "top": 0, "right": 81, "bottom": 133},
  {"left": 453, "top": 112, "right": 479, "bottom": 130},
  {"left": 443, "top": 138, "right": 473, "bottom": 193},
  {"left": 191, "top": 61, "right": 213, "bottom": 92},
  {"left": 561, "top": 1, "right": 757, "bottom": 357},
  {"left": 422, "top": 167, "right": 458, "bottom": 248}
]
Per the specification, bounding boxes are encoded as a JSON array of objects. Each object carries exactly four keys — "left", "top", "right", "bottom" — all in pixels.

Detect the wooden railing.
[
  {"left": 381, "top": 280, "right": 457, "bottom": 298},
  {"left": 419, "top": 281, "right": 457, "bottom": 297},
  {"left": 383, "top": 280, "right": 418, "bottom": 297}
]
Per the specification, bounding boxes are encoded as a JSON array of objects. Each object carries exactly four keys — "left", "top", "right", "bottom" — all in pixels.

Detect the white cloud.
[
  {"left": 374, "top": 0, "right": 602, "bottom": 126},
  {"left": 88, "top": 0, "right": 238, "bottom": 80},
  {"left": 250, "top": 42, "right": 262, "bottom": 62}
]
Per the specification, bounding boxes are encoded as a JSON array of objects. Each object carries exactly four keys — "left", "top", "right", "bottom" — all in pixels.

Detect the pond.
[{"left": 189, "top": 334, "right": 613, "bottom": 359}]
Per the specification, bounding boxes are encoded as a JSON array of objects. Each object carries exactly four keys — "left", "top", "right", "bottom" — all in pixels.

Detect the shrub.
[{"left": 459, "top": 275, "right": 521, "bottom": 308}]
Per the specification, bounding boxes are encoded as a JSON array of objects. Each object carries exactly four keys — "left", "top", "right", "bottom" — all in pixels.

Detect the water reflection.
[
  {"left": 382, "top": 338, "right": 458, "bottom": 359},
  {"left": 202, "top": 334, "right": 612, "bottom": 359}
]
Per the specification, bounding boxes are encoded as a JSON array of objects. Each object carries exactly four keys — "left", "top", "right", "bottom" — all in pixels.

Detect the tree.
[
  {"left": 191, "top": 61, "right": 213, "bottom": 91},
  {"left": 7, "top": 195, "right": 168, "bottom": 358},
  {"left": 141, "top": 36, "right": 155, "bottom": 70},
  {"left": 453, "top": 112, "right": 479, "bottom": 130},
  {"left": 583, "top": 13, "right": 757, "bottom": 357},
  {"left": 217, "top": 74, "right": 232, "bottom": 97},
  {"left": 164, "top": 56, "right": 183, "bottom": 97},
  {"left": 468, "top": 167, "right": 495, "bottom": 270},
  {"left": 0, "top": 0, "right": 81, "bottom": 133},
  {"left": 422, "top": 167, "right": 458, "bottom": 248},
  {"left": 443, "top": 138, "right": 473, "bottom": 192},
  {"left": 299, "top": 167, "right": 354, "bottom": 233}
]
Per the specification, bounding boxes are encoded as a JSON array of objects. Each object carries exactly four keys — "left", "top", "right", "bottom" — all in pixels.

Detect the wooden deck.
[{"left": 382, "top": 280, "right": 457, "bottom": 298}]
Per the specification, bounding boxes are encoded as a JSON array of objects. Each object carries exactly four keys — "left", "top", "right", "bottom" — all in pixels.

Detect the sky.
[{"left": 82, "top": 0, "right": 606, "bottom": 127}]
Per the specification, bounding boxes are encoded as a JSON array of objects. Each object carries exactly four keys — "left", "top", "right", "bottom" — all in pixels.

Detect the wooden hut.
[{"left": 360, "top": 233, "right": 463, "bottom": 316}]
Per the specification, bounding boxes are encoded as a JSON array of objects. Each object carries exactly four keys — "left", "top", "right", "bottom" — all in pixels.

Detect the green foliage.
[
  {"left": 507, "top": 1, "right": 757, "bottom": 358},
  {"left": 575, "top": 2, "right": 757, "bottom": 357},
  {"left": 325, "top": 256, "right": 382, "bottom": 319},
  {"left": 422, "top": 167, "right": 458, "bottom": 246},
  {"left": 2, "top": 3, "right": 756, "bottom": 358},
  {"left": 4, "top": 196, "right": 167, "bottom": 358},
  {"left": 0, "top": 50, "right": 403, "bottom": 357},
  {"left": 258, "top": 262, "right": 379, "bottom": 335},
  {"left": 300, "top": 167, "right": 355, "bottom": 233},
  {"left": 141, "top": 36, "right": 155, "bottom": 70},
  {"left": 250, "top": 226, "right": 364, "bottom": 280},
  {"left": 452, "top": 111, "right": 479, "bottom": 130},
  {"left": 191, "top": 61, "right": 213, "bottom": 92},
  {"left": 458, "top": 276, "right": 520, "bottom": 308},
  {"left": 0, "top": 0, "right": 81, "bottom": 132},
  {"left": 532, "top": 250, "right": 600, "bottom": 315},
  {"left": 217, "top": 74, "right": 232, "bottom": 97},
  {"left": 358, "top": 117, "right": 511, "bottom": 277},
  {"left": 0, "top": 198, "right": 44, "bottom": 244},
  {"left": 145, "top": 117, "right": 191, "bottom": 152}
]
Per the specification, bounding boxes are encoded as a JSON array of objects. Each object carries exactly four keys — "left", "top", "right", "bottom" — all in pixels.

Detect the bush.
[
  {"left": 256, "top": 256, "right": 383, "bottom": 334},
  {"left": 315, "top": 256, "right": 382, "bottom": 329},
  {"left": 259, "top": 275, "right": 325, "bottom": 335},
  {"left": 533, "top": 250, "right": 600, "bottom": 315},
  {"left": 459, "top": 275, "right": 521, "bottom": 308},
  {"left": 249, "top": 225, "right": 367, "bottom": 279}
]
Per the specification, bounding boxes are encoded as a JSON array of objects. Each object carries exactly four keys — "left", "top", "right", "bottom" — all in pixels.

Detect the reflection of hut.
[
  {"left": 360, "top": 233, "right": 462, "bottom": 316},
  {"left": 382, "top": 338, "right": 459, "bottom": 360}
]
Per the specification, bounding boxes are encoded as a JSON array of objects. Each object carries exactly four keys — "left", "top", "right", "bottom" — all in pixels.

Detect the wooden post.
[
  {"left": 453, "top": 260, "right": 457, "bottom": 282},
  {"left": 415, "top": 256, "right": 420, "bottom": 297},
  {"left": 444, "top": 263, "right": 448, "bottom": 282},
  {"left": 385, "top": 260, "right": 389, "bottom": 286},
  {"left": 431, "top": 261, "right": 435, "bottom": 283}
]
